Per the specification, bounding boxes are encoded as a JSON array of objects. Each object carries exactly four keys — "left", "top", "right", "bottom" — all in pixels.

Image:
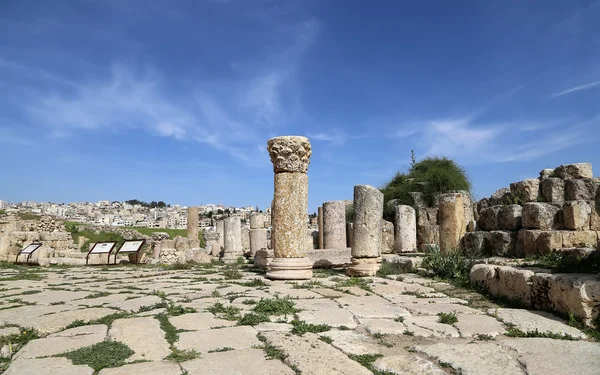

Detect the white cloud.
[{"left": 551, "top": 80, "right": 600, "bottom": 98}]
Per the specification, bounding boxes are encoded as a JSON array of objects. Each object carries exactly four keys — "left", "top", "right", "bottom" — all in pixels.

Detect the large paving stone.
[
  {"left": 415, "top": 342, "right": 525, "bottom": 375},
  {"left": 0, "top": 327, "right": 20, "bottom": 336},
  {"left": 404, "top": 316, "right": 460, "bottom": 338},
  {"left": 169, "top": 312, "right": 237, "bottom": 331},
  {"left": 262, "top": 332, "right": 372, "bottom": 375},
  {"left": 489, "top": 308, "right": 587, "bottom": 338},
  {"left": 454, "top": 314, "right": 506, "bottom": 337},
  {"left": 337, "top": 295, "right": 410, "bottom": 319},
  {"left": 109, "top": 317, "right": 170, "bottom": 361},
  {"left": 31, "top": 308, "right": 117, "bottom": 334},
  {"left": 297, "top": 308, "right": 357, "bottom": 329},
  {"left": 98, "top": 361, "right": 181, "bottom": 375},
  {"left": 176, "top": 326, "right": 260, "bottom": 353},
  {"left": 501, "top": 338, "right": 600, "bottom": 375},
  {"left": 5, "top": 357, "right": 93, "bottom": 375},
  {"left": 319, "top": 330, "right": 384, "bottom": 355},
  {"left": 0, "top": 305, "right": 73, "bottom": 327},
  {"left": 15, "top": 325, "right": 107, "bottom": 359},
  {"left": 182, "top": 348, "right": 294, "bottom": 375},
  {"left": 373, "top": 355, "right": 445, "bottom": 375},
  {"left": 19, "top": 290, "right": 91, "bottom": 305},
  {"left": 402, "top": 301, "right": 483, "bottom": 316},
  {"left": 255, "top": 322, "right": 293, "bottom": 332},
  {"left": 107, "top": 295, "right": 163, "bottom": 312}
]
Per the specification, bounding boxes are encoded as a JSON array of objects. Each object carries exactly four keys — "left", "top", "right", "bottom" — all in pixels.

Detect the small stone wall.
[{"left": 465, "top": 163, "right": 600, "bottom": 256}]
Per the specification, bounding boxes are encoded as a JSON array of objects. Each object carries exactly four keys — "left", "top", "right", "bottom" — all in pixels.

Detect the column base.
[
  {"left": 221, "top": 252, "right": 244, "bottom": 264},
  {"left": 266, "top": 257, "right": 313, "bottom": 280},
  {"left": 347, "top": 257, "right": 382, "bottom": 277}
]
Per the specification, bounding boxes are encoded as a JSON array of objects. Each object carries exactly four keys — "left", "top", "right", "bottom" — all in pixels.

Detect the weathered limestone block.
[
  {"left": 510, "top": 179, "right": 540, "bottom": 203},
  {"left": 394, "top": 205, "right": 417, "bottom": 253},
  {"left": 522, "top": 230, "right": 562, "bottom": 256},
  {"left": 438, "top": 193, "right": 466, "bottom": 251},
  {"left": 497, "top": 205, "right": 522, "bottom": 231},
  {"left": 562, "top": 230, "right": 597, "bottom": 248},
  {"left": 546, "top": 274, "right": 600, "bottom": 325},
  {"left": 475, "top": 198, "right": 490, "bottom": 219},
  {"left": 591, "top": 201, "right": 600, "bottom": 231},
  {"left": 522, "top": 202, "right": 561, "bottom": 230},
  {"left": 267, "top": 135, "right": 312, "bottom": 280},
  {"left": 250, "top": 213, "right": 267, "bottom": 229},
  {"left": 348, "top": 185, "right": 384, "bottom": 276},
  {"left": 317, "top": 206, "right": 324, "bottom": 249},
  {"left": 457, "top": 190, "right": 474, "bottom": 225},
  {"left": 417, "top": 225, "right": 440, "bottom": 251},
  {"left": 462, "top": 231, "right": 490, "bottom": 256},
  {"left": 531, "top": 272, "right": 553, "bottom": 312},
  {"left": 323, "top": 201, "right": 347, "bottom": 249},
  {"left": 417, "top": 207, "right": 439, "bottom": 226},
  {"left": 308, "top": 248, "right": 352, "bottom": 268},
  {"left": 489, "top": 231, "right": 518, "bottom": 256},
  {"left": 563, "top": 201, "right": 592, "bottom": 230},
  {"left": 216, "top": 221, "right": 225, "bottom": 249},
  {"left": 470, "top": 264, "right": 498, "bottom": 295},
  {"left": 381, "top": 220, "right": 394, "bottom": 254},
  {"left": 346, "top": 223, "right": 354, "bottom": 249},
  {"left": 222, "top": 217, "right": 243, "bottom": 263},
  {"left": 409, "top": 192, "right": 427, "bottom": 209},
  {"left": 554, "top": 163, "right": 593, "bottom": 179},
  {"left": 540, "top": 178, "right": 565, "bottom": 206},
  {"left": 539, "top": 168, "right": 554, "bottom": 180},
  {"left": 187, "top": 207, "right": 199, "bottom": 248},
  {"left": 174, "top": 237, "right": 190, "bottom": 252},
  {"left": 241, "top": 227, "right": 250, "bottom": 254},
  {"left": 254, "top": 249, "right": 274, "bottom": 269},
  {"left": 203, "top": 232, "right": 220, "bottom": 253},
  {"left": 478, "top": 206, "right": 500, "bottom": 231},
  {"left": 565, "top": 178, "right": 597, "bottom": 201},
  {"left": 210, "top": 242, "right": 221, "bottom": 256},
  {"left": 496, "top": 266, "right": 535, "bottom": 307},
  {"left": 490, "top": 188, "right": 512, "bottom": 206}
]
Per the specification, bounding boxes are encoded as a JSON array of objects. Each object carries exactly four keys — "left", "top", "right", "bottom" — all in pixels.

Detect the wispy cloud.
[
  {"left": 551, "top": 80, "right": 600, "bottom": 98},
  {"left": 0, "top": 126, "right": 35, "bottom": 146}
]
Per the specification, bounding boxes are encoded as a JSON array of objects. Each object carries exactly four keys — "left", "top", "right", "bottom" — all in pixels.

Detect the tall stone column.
[
  {"left": 187, "top": 207, "right": 199, "bottom": 248},
  {"left": 221, "top": 217, "right": 242, "bottom": 263},
  {"left": 216, "top": 220, "right": 225, "bottom": 250},
  {"left": 394, "top": 205, "right": 417, "bottom": 253},
  {"left": 323, "top": 201, "right": 347, "bottom": 248},
  {"left": 348, "top": 185, "right": 383, "bottom": 276},
  {"left": 438, "top": 193, "right": 466, "bottom": 252},
  {"left": 266, "top": 136, "right": 313, "bottom": 280},
  {"left": 249, "top": 214, "right": 268, "bottom": 258},
  {"left": 317, "top": 206, "right": 324, "bottom": 249}
]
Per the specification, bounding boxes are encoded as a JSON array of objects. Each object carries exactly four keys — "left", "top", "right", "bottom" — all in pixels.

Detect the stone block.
[
  {"left": 536, "top": 231, "right": 564, "bottom": 254},
  {"left": 394, "top": 205, "right": 417, "bottom": 253},
  {"left": 497, "top": 205, "right": 522, "bottom": 231},
  {"left": 469, "top": 264, "right": 498, "bottom": 295},
  {"left": 417, "top": 207, "right": 438, "bottom": 226},
  {"left": 510, "top": 179, "right": 540, "bottom": 203},
  {"left": 563, "top": 201, "right": 592, "bottom": 230},
  {"left": 565, "top": 178, "right": 597, "bottom": 201},
  {"left": 490, "top": 188, "right": 512, "bottom": 206},
  {"left": 590, "top": 201, "right": 600, "bottom": 231},
  {"left": 380, "top": 220, "right": 394, "bottom": 254},
  {"left": 522, "top": 202, "right": 561, "bottom": 230},
  {"left": 540, "top": 178, "right": 565, "bottom": 206},
  {"left": 496, "top": 266, "right": 535, "bottom": 307},
  {"left": 438, "top": 193, "right": 466, "bottom": 251},
  {"left": 531, "top": 272, "right": 553, "bottom": 311},
  {"left": 539, "top": 168, "right": 554, "bottom": 180},
  {"left": 546, "top": 273, "right": 600, "bottom": 325},
  {"left": 562, "top": 230, "right": 597, "bottom": 248},
  {"left": 462, "top": 231, "right": 490, "bottom": 256},
  {"left": 489, "top": 231, "right": 518, "bottom": 256},
  {"left": 417, "top": 225, "right": 439, "bottom": 251},
  {"left": 475, "top": 198, "right": 490, "bottom": 219},
  {"left": 554, "top": 163, "right": 593, "bottom": 179},
  {"left": 478, "top": 206, "right": 500, "bottom": 231},
  {"left": 307, "top": 248, "right": 351, "bottom": 268}
]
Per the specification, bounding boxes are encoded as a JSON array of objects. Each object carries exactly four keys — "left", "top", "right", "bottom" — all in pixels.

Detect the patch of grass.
[
  {"left": 290, "top": 280, "right": 324, "bottom": 289},
  {"left": 238, "top": 312, "right": 270, "bottom": 326},
  {"left": 61, "top": 341, "right": 134, "bottom": 371},
  {"left": 475, "top": 334, "right": 494, "bottom": 341},
  {"left": 211, "top": 290, "right": 221, "bottom": 298},
  {"left": 207, "top": 347, "right": 234, "bottom": 353},
  {"left": 394, "top": 316, "right": 405, "bottom": 323},
  {"left": 137, "top": 301, "right": 169, "bottom": 313},
  {"left": 420, "top": 246, "right": 479, "bottom": 287},
  {"left": 238, "top": 278, "right": 268, "bottom": 287},
  {"left": 312, "top": 269, "right": 341, "bottom": 278},
  {"left": 84, "top": 292, "right": 111, "bottom": 299},
  {"left": 207, "top": 302, "right": 240, "bottom": 321},
  {"left": 20, "top": 289, "right": 42, "bottom": 295},
  {"left": 241, "top": 299, "right": 257, "bottom": 305},
  {"left": 403, "top": 329, "right": 414, "bottom": 336},
  {"left": 290, "top": 319, "right": 331, "bottom": 335},
  {"left": 334, "top": 277, "right": 374, "bottom": 292},
  {"left": 504, "top": 327, "right": 578, "bottom": 341},
  {"left": 377, "top": 262, "right": 408, "bottom": 277},
  {"left": 439, "top": 361, "right": 453, "bottom": 369},
  {"left": 338, "top": 325, "right": 350, "bottom": 331},
  {"left": 253, "top": 297, "right": 299, "bottom": 316},
  {"left": 319, "top": 335, "right": 333, "bottom": 344},
  {"left": 257, "top": 334, "right": 288, "bottom": 360},
  {"left": 156, "top": 313, "right": 179, "bottom": 344},
  {"left": 236, "top": 256, "right": 246, "bottom": 265},
  {"left": 50, "top": 301, "right": 66, "bottom": 305},
  {"left": 0, "top": 273, "right": 43, "bottom": 281},
  {"left": 0, "top": 327, "right": 39, "bottom": 352},
  {"left": 166, "top": 304, "right": 197, "bottom": 316},
  {"left": 162, "top": 262, "right": 196, "bottom": 270},
  {"left": 348, "top": 354, "right": 385, "bottom": 373},
  {"left": 438, "top": 312, "right": 458, "bottom": 325},
  {"left": 65, "top": 311, "right": 132, "bottom": 329},
  {"left": 222, "top": 268, "right": 243, "bottom": 280},
  {"left": 166, "top": 348, "right": 199, "bottom": 362}
]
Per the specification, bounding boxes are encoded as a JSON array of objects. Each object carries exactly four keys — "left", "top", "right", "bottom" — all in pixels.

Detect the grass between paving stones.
[
  {"left": 290, "top": 319, "right": 331, "bottom": 335},
  {"left": 332, "top": 277, "right": 374, "bottom": 293},
  {"left": 222, "top": 268, "right": 244, "bottom": 280},
  {"left": 237, "top": 278, "right": 269, "bottom": 287},
  {"left": 238, "top": 312, "right": 271, "bottom": 326},
  {"left": 438, "top": 312, "right": 458, "bottom": 325},
  {"left": 348, "top": 354, "right": 395, "bottom": 375},
  {"left": 475, "top": 334, "right": 494, "bottom": 341},
  {"left": 0, "top": 272, "right": 43, "bottom": 281},
  {"left": 257, "top": 334, "right": 288, "bottom": 361},
  {"left": 376, "top": 262, "right": 407, "bottom": 278},
  {"left": 208, "top": 302, "right": 241, "bottom": 321},
  {"left": 59, "top": 340, "right": 134, "bottom": 371},
  {"left": 166, "top": 304, "right": 197, "bottom": 316},
  {"left": 166, "top": 348, "right": 199, "bottom": 362},
  {"left": 65, "top": 311, "right": 132, "bottom": 329},
  {"left": 289, "top": 280, "right": 324, "bottom": 289},
  {"left": 19, "top": 290, "right": 42, "bottom": 295},
  {"left": 504, "top": 326, "right": 578, "bottom": 341},
  {"left": 155, "top": 313, "right": 179, "bottom": 344},
  {"left": 252, "top": 297, "right": 299, "bottom": 316},
  {"left": 0, "top": 327, "right": 40, "bottom": 355},
  {"left": 84, "top": 291, "right": 111, "bottom": 299},
  {"left": 318, "top": 335, "right": 333, "bottom": 344},
  {"left": 207, "top": 347, "right": 234, "bottom": 353}
]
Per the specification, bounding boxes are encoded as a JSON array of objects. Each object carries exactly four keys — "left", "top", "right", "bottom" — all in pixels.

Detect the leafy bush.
[{"left": 420, "top": 246, "right": 479, "bottom": 286}]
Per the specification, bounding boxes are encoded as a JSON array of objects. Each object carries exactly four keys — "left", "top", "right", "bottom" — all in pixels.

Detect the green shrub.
[
  {"left": 438, "top": 312, "right": 458, "bottom": 325},
  {"left": 253, "top": 297, "right": 298, "bottom": 316},
  {"left": 420, "top": 246, "right": 478, "bottom": 286}
]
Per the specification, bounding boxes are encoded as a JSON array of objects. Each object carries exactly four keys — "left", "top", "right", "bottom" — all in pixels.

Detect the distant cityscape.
[{"left": 0, "top": 199, "right": 270, "bottom": 230}]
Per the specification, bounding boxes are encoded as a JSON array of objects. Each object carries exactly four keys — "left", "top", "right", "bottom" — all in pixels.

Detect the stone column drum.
[
  {"left": 394, "top": 205, "right": 417, "bottom": 253},
  {"left": 266, "top": 136, "right": 313, "bottom": 280},
  {"left": 348, "top": 185, "right": 383, "bottom": 276},
  {"left": 249, "top": 213, "right": 268, "bottom": 258},
  {"left": 323, "top": 200, "right": 347, "bottom": 249},
  {"left": 438, "top": 193, "right": 466, "bottom": 252},
  {"left": 216, "top": 220, "right": 225, "bottom": 249},
  {"left": 187, "top": 206, "right": 199, "bottom": 248},
  {"left": 221, "top": 217, "right": 243, "bottom": 263},
  {"left": 317, "top": 206, "right": 324, "bottom": 249}
]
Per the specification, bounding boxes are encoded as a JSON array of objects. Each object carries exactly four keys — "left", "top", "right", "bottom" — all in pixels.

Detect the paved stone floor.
[{"left": 0, "top": 263, "right": 599, "bottom": 374}]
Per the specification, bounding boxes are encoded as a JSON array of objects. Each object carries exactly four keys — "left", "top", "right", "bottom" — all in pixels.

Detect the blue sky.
[{"left": 1, "top": 0, "right": 599, "bottom": 213}]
